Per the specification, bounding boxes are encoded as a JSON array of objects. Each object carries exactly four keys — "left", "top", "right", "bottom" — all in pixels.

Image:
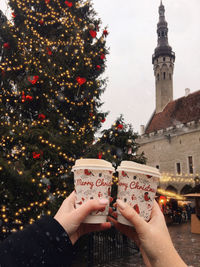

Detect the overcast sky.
[{"left": 1, "top": 0, "right": 200, "bottom": 133}]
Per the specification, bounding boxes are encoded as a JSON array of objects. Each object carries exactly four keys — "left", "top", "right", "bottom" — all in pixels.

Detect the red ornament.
[
  {"left": 12, "top": 12, "right": 16, "bottom": 18},
  {"left": 65, "top": 1, "right": 73, "bottom": 7},
  {"left": 38, "top": 113, "right": 46, "bottom": 121},
  {"left": 39, "top": 19, "right": 44, "bottom": 25},
  {"left": 117, "top": 124, "right": 123, "bottom": 130},
  {"left": 96, "top": 65, "right": 101, "bottom": 70},
  {"left": 89, "top": 30, "right": 97, "bottom": 38},
  {"left": 26, "top": 95, "right": 33, "bottom": 101},
  {"left": 28, "top": 75, "right": 39, "bottom": 85},
  {"left": 101, "top": 118, "right": 106, "bottom": 123},
  {"left": 76, "top": 76, "right": 86, "bottom": 85},
  {"left": 32, "top": 152, "right": 41, "bottom": 159},
  {"left": 45, "top": 0, "right": 50, "bottom": 3},
  {"left": 98, "top": 152, "right": 103, "bottom": 159},
  {"left": 3, "top": 43, "right": 10, "bottom": 49},
  {"left": 22, "top": 91, "right": 26, "bottom": 103},
  {"left": 46, "top": 47, "right": 52, "bottom": 55},
  {"left": 103, "top": 29, "right": 108, "bottom": 36},
  {"left": 100, "top": 54, "right": 105, "bottom": 60}
]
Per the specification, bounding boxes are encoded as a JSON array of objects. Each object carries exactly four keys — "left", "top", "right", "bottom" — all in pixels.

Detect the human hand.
[
  {"left": 109, "top": 200, "right": 187, "bottom": 267},
  {"left": 54, "top": 191, "right": 111, "bottom": 245}
]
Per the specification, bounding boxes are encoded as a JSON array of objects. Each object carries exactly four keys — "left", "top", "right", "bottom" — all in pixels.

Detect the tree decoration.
[
  {"left": 38, "top": 114, "right": 46, "bottom": 121},
  {"left": 76, "top": 76, "right": 86, "bottom": 85},
  {"left": 117, "top": 124, "right": 123, "bottom": 130},
  {"left": 89, "top": 30, "right": 97, "bottom": 38},
  {"left": 88, "top": 23, "right": 95, "bottom": 30},
  {"left": 101, "top": 118, "right": 106, "bottom": 123},
  {"left": 12, "top": 12, "right": 16, "bottom": 18},
  {"left": 65, "top": 1, "right": 73, "bottom": 7},
  {"left": 96, "top": 65, "right": 101, "bottom": 70},
  {"left": 32, "top": 152, "right": 41, "bottom": 159},
  {"left": 25, "top": 95, "right": 33, "bottom": 101},
  {"left": 103, "top": 29, "right": 108, "bottom": 36},
  {"left": 22, "top": 92, "right": 33, "bottom": 102},
  {"left": 46, "top": 47, "right": 52, "bottom": 55},
  {"left": 45, "top": 0, "right": 50, "bottom": 4},
  {"left": 100, "top": 54, "right": 105, "bottom": 60},
  {"left": 39, "top": 19, "right": 44, "bottom": 25},
  {"left": 28, "top": 75, "right": 39, "bottom": 84},
  {"left": 3, "top": 42, "right": 10, "bottom": 49},
  {"left": 98, "top": 152, "right": 103, "bottom": 159}
]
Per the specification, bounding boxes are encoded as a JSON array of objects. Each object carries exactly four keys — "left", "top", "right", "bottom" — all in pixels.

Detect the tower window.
[
  {"left": 176, "top": 163, "right": 181, "bottom": 174},
  {"left": 163, "top": 72, "right": 166, "bottom": 80},
  {"left": 163, "top": 57, "right": 166, "bottom": 62},
  {"left": 188, "top": 156, "right": 193, "bottom": 174},
  {"left": 157, "top": 74, "right": 160, "bottom": 81},
  {"left": 156, "top": 165, "right": 159, "bottom": 169},
  {"left": 162, "top": 31, "right": 164, "bottom": 37}
]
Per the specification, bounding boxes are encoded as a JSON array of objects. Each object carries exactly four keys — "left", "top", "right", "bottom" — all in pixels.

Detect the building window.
[
  {"left": 163, "top": 57, "right": 165, "bottom": 62},
  {"left": 163, "top": 72, "right": 166, "bottom": 80},
  {"left": 156, "top": 165, "right": 159, "bottom": 169},
  {"left": 188, "top": 156, "right": 193, "bottom": 174},
  {"left": 176, "top": 163, "right": 181, "bottom": 174},
  {"left": 157, "top": 74, "right": 160, "bottom": 81},
  {"left": 180, "top": 139, "right": 182, "bottom": 144}
]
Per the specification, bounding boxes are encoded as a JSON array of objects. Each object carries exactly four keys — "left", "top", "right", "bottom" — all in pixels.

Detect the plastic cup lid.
[
  {"left": 72, "top": 158, "right": 115, "bottom": 172},
  {"left": 117, "top": 161, "right": 160, "bottom": 178}
]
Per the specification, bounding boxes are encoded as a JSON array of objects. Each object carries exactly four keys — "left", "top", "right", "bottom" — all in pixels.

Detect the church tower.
[{"left": 152, "top": 1, "right": 175, "bottom": 113}]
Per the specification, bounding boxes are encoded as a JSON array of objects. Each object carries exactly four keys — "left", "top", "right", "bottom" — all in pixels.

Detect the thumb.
[
  {"left": 117, "top": 199, "right": 147, "bottom": 233},
  {"left": 73, "top": 199, "right": 109, "bottom": 224}
]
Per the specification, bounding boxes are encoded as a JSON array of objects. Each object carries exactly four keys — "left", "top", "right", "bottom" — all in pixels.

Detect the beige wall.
[{"left": 137, "top": 128, "right": 200, "bottom": 193}]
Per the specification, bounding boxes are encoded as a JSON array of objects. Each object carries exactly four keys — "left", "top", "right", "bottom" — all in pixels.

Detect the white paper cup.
[
  {"left": 72, "top": 159, "right": 114, "bottom": 223},
  {"left": 117, "top": 161, "right": 160, "bottom": 226}
]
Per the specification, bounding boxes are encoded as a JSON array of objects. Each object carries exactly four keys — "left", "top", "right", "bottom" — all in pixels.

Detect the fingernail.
[
  {"left": 99, "top": 199, "right": 109, "bottom": 205},
  {"left": 116, "top": 199, "right": 126, "bottom": 210}
]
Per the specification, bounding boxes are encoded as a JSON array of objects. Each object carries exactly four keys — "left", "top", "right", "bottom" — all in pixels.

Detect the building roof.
[{"left": 145, "top": 90, "right": 200, "bottom": 134}]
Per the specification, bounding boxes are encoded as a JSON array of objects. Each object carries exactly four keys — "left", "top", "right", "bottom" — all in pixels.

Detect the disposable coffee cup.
[
  {"left": 72, "top": 159, "right": 114, "bottom": 223},
  {"left": 117, "top": 161, "right": 160, "bottom": 226}
]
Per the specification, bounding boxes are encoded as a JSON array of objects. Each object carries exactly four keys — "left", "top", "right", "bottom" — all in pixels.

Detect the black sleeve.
[{"left": 0, "top": 216, "right": 74, "bottom": 267}]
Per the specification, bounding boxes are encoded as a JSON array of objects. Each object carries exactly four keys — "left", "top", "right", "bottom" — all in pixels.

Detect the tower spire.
[{"left": 152, "top": 1, "right": 176, "bottom": 113}]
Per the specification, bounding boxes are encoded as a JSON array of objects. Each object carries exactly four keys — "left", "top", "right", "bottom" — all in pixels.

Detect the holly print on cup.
[
  {"left": 117, "top": 161, "right": 160, "bottom": 226},
  {"left": 72, "top": 159, "right": 114, "bottom": 223}
]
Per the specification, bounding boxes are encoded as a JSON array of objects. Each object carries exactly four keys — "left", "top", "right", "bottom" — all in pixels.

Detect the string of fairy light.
[{"left": 0, "top": 0, "right": 107, "bottom": 235}]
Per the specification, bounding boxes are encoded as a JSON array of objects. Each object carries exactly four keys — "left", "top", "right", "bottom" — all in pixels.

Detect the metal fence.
[{"left": 72, "top": 227, "right": 139, "bottom": 267}]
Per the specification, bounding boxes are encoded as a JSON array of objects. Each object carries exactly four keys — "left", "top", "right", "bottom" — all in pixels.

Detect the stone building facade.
[{"left": 137, "top": 1, "right": 199, "bottom": 194}]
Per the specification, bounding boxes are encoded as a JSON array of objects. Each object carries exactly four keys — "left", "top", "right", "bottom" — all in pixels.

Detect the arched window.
[
  {"left": 166, "top": 185, "right": 178, "bottom": 194},
  {"left": 163, "top": 57, "right": 165, "bottom": 62},
  {"left": 163, "top": 72, "right": 166, "bottom": 80},
  {"left": 157, "top": 74, "right": 160, "bottom": 81}
]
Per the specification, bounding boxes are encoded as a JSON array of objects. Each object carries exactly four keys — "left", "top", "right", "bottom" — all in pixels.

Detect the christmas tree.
[{"left": 0, "top": 0, "right": 108, "bottom": 239}]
